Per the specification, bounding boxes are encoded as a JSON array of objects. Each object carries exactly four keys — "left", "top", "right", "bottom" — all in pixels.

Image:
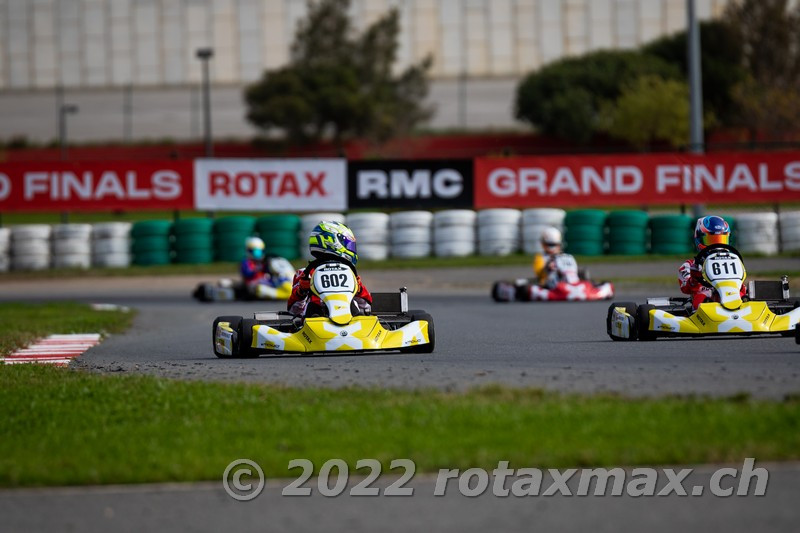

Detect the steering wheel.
[{"left": 693, "top": 243, "right": 742, "bottom": 289}]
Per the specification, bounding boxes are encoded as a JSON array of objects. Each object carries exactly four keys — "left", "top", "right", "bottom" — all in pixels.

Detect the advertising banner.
[
  {"left": 348, "top": 159, "right": 473, "bottom": 209},
  {"left": 0, "top": 160, "right": 194, "bottom": 211},
  {"left": 475, "top": 152, "right": 800, "bottom": 207},
  {"left": 194, "top": 158, "right": 347, "bottom": 212}
]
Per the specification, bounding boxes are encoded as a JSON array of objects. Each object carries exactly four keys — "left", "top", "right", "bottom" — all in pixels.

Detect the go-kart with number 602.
[
  {"left": 213, "top": 261, "right": 434, "bottom": 357},
  {"left": 607, "top": 244, "right": 800, "bottom": 341}
]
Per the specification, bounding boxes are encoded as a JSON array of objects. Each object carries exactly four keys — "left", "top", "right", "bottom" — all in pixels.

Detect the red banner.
[
  {"left": 0, "top": 161, "right": 194, "bottom": 211},
  {"left": 475, "top": 152, "right": 800, "bottom": 207}
]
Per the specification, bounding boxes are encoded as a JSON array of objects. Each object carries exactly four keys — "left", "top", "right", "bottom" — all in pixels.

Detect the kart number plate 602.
[
  {"left": 704, "top": 254, "right": 745, "bottom": 282},
  {"left": 313, "top": 263, "right": 356, "bottom": 294}
]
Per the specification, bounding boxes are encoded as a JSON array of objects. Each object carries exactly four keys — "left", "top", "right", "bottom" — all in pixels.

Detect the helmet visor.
[
  {"left": 250, "top": 248, "right": 264, "bottom": 260},
  {"left": 701, "top": 233, "right": 729, "bottom": 247},
  {"left": 341, "top": 234, "right": 357, "bottom": 255}
]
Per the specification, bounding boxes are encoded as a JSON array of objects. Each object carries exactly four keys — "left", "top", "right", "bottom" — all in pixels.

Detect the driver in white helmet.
[
  {"left": 532, "top": 227, "right": 579, "bottom": 289},
  {"left": 241, "top": 236, "right": 290, "bottom": 298}
]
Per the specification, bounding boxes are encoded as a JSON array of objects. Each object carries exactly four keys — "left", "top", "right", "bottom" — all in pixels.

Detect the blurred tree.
[
  {"left": 643, "top": 20, "right": 745, "bottom": 127},
  {"left": 723, "top": 0, "right": 800, "bottom": 139},
  {"left": 599, "top": 75, "right": 693, "bottom": 151},
  {"left": 245, "top": 0, "right": 432, "bottom": 145},
  {"left": 515, "top": 50, "right": 680, "bottom": 143}
]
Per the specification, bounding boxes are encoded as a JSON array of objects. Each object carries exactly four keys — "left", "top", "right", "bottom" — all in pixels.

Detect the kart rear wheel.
[
  {"left": 408, "top": 311, "right": 435, "bottom": 353},
  {"left": 238, "top": 318, "right": 260, "bottom": 358},
  {"left": 607, "top": 302, "right": 637, "bottom": 341},
  {"left": 636, "top": 304, "right": 657, "bottom": 341},
  {"left": 213, "top": 316, "right": 242, "bottom": 358}
]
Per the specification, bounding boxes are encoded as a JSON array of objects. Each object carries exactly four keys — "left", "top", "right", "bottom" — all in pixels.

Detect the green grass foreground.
[
  {"left": 0, "top": 302, "right": 135, "bottom": 357},
  {"left": 1, "top": 364, "right": 799, "bottom": 487}
]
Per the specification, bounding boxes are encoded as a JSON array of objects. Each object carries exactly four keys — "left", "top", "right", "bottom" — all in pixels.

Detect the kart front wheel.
[
  {"left": 238, "top": 318, "right": 260, "bottom": 358},
  {"left": 607, "top": 302, "right": 637, "bottom": 341},
  {"left": 636, "top": 305, "right": 657, "bottom": 341},
  {"left": 408, "top": 311, "right": 435, "bottom": 353},
  {"left": 213, "top": 315, "right": 242, "bottom": 358}
]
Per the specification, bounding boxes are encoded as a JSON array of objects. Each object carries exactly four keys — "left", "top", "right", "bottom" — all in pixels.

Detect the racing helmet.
[
  {"left": 308, "top": 221, "right": 358, "bottom": 266},
  {"left": 694, "top": 215, "right": 731, "bottom": 251},
  {"left": 541, "top": 226, "right": 563, "bottom": 254},
  {"left": 245, "top": 236, "right": 266, "bottom": 260}
]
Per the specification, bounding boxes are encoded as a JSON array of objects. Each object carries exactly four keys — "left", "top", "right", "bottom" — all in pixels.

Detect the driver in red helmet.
[{"left": 679, "top": 215, "right": 745, "bottom": 310}]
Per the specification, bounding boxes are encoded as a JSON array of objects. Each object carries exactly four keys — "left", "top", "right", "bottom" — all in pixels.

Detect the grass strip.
[
  {"left": 0, "top": 302, "right": 135, "bottom": 357},
  {"left": 1, "top": 364, "right": 799, "bottom": 487}
]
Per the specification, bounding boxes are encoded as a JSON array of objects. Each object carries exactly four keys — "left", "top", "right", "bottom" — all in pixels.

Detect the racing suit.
[
  {"left": 241, "top": 255, "right": 284, "bottom": 295},
  {"left": 533, "top": 252, "right": 579, "bottom": 289},
  {"left": 287, "top": 257, "right": 372, "bottom": 317},
  {"left": 678, "top": 258, "right": 746, "bottom": 310}
]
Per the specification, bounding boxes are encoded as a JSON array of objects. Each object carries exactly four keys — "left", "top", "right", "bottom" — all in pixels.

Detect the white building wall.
[{"left": 0, "top": 0, "right": 740, "bottom": 90}]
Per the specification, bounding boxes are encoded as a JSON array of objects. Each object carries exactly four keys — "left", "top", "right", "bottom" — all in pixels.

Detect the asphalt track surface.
[{"left": 1, "top": 260, "right": 799, "bottom": 532}]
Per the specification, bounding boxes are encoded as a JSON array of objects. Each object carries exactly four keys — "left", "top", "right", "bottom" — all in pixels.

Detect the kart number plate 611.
[{"left": 704, "top": 254, "right": 744, "bottom": 282}]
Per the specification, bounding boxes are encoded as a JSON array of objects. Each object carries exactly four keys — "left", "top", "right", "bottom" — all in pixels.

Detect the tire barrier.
[
  {"left": 477, "top": 208, "right": 520, "bottom": 256},
  {"left": 52, "top": 224, "right": 92, "bottom": 269},
  {"left": 92, "top": 222, "right": 132, "bottom": 268},
  {"left": 564, "top": 210, "right": 606, "bottom": 256},
  {"left": 648, "top": 214, "right": 693, "bottom": 255},
  {"left": 10, "top": 224, "right": 51, "bottom": 271},
  {"left": 213, "top": 216, "right": 256, "bottom": 263},
  {"left": 256, "top": 214, "right": 301, "bottom": 260},
  {"left": 300, "top": 212, "right": 346, "bottom": 260},
  {"left": 346, "top": 212, "right": 389, "bottom": 261},
  {"left": 0, "top": 227, "right": 10, "bottom": 272},
  {"left": 433, "top": 210, "right": 476, "bottom": 258},
  {"left": 606, "top": 211, "right": 649, "bottom": 256},
  {"left": 732, "top": 212, "right": 779, "bottom": 255},
  {"left": 390, "top": 211, "right": 432, "bottom": 258},
  {"left": 173, "top": 218, "right": 214, "bottom": 264},
  {"left": 131, "top": 220, "right": 173, "bottom": 266},
  {"left": 521, "top": 208, "right": 565, "bottom": 254},
  {"left": 779, "top": 211, "right": 800, "bottom": 252}
]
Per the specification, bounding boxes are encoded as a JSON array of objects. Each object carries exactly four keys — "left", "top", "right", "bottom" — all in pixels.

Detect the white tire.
[
  {"left": 0, "top": 254, "right": 9, "bottom": 272},
  {"left": 12, "top": 253, "right": 50, "bottom": 271},
  {"left": 92, "top": 222, "right": 132, "bottom": 239},
  {"left": 737, "top": 241, "right": 779, "bottom": 255},
  {"left": 779, "top": 210, "right": 800, "bottom": 229},
  {"left": 52, "top": 254, "right": 91, "bottom": 269},
  {"left": 781, "top": 239, "right": 800, "bottom": 252},
  {"left": 349, "top": 228, "right": 389, "bottom": 244},
  {"left": 433, "top": 225, "right": 475, "bottom": 243},
  {"left": 434, "top": 240, "right": 475, "bottom": 257},
  {"left": 433, "top": 209, "right": 477, "bottom": 227},
  {"left": 478, "top": 223, "right": 520, "bottom": 242},
  {"left": 357, "top": 244, "right": 390, "bottom": 261},
  {"left": 346, "top": 212, "right": 390, "bottom": 228},
  {"left": 392, "top": 227, "right": 431, "bottom": 244},
  {"left": 389, "top": 210, "right": 433, "bottom": 229},
  {"left": 301, "top": 213, "right": 346, "bottom": 233},
  {"left": 12, "top": 240, "right": 50, "bottom": 256},
  {"left": 53, "top": 239, "right": 92, "bottom": 255},
  {"left": 522, "top": 208, "right": 566, "bottom": 226},
  {"left": 11, "top": 224, "right": 51, "bottom": 241},
  {"left": 93, "top": 238, "right": 131, "bottom": 255},
  {"left": 0, "top": 227, "right": 9, "bottom": 247},
  {"left": 52, "top": 224, "right": 92, "bottom": 240},
  {"left": 391, "top": 242, "right": 431, "bottom": 258},
  {"left": 477, "top": 209, "right": 521, "bottom": 226},
  {"left": 93, "top": 252, "right": 132, "bottom": 268},
  {"left": 779, "top": 221, "right": 800, "bottom": 242},
  {"left": 522, "top": 239, "right": 545, "bottom": 255},
  {"left": 478, "top": 239, "right": 519, "bottom": 256}
]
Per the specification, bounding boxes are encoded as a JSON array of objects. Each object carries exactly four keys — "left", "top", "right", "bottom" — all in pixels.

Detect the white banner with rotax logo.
[{"left": 194, "top": 158, "right": 347, "bottom": 211}]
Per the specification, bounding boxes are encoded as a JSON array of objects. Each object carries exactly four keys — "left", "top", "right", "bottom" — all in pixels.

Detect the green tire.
[
  {"left": 648, "top": 214, "right": 694, "bottom": 230},
  {"left": 131, "top": 236, "right": 171, "bottom": 253},
  {"left": 213, "top": 216, "right": 256, "bottom": 234},
  {"left": 214, "top": 231, "right": 254, "bottom": 251},
  {"left": 131, "top": 220, "right": 172, "bottom": 238},
  {"left": 606, "top": 210, "right": 649, "bottom": 228},
  {"left": 267, "top": 246, "right": 300, "bottom": 260},
  {"left": 175, "top": 249, "right": 215, "bottom": 264},
  {"left": 607, "top": 242, "right": 648, "bottom": 255},
  {"left": 565, "top": 241, "right": 605, "bottom": 256},
  {"left": 259, "top": 232, "right": 300, "bottom": 248},
  {"left": 173, "top": 218, "right": 214, "bottom": 235},
  {"left": 256, "top": 215, "right": 301, "bottom": 233},
  {"left": 607, "top": 226, "right": 648, "bottom": 243},
  {"left": 565, "top": 209, "right": 607, "bottom": 226},
  {"left": 133, "top": 251, "right": 172, "bottom": 266},
  {"left": 173, "top": 234, "right": 213, "bottom": 250},
  {"left": 565, "top": 224, "right": 605, "bottom": 243}
]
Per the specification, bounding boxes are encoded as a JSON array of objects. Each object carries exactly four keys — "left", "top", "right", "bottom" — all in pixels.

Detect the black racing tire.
[
  {"left": 636, "top": 304, "right": 657, "bottom": 341},
  {"left": 491, "top": 281, "right": 513, "bottom": 302},
  {"left": 193, "top": 283, "right": 211, "bottom": 302},
  {"left": 407, "top": 311, "right": 435, "bottom": 353},
  {"left": 796, "top": 324, "right": 800, "bottom": 345},
  {"left": 606, "top": 301, "right": 637, "bottom": 341},
  {"left": 212, "top": 315, "right": 242, "bottom": 358},
  {"left": 238, "top": 318, "right": 260, "bottom": 358}
]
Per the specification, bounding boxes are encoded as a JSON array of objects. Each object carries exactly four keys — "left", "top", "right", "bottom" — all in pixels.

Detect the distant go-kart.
[
  {"left": 492, "top": 253, "right": 614, "bottom": 302},
  {"left": 212, "top": 261, "right": 434, "bottom": 357},
  {"left": 607, "top": 244, "right": 800, "bottom": 341},
  {"left": 193, "top": 257, "right": 295, "bottom": 302}
]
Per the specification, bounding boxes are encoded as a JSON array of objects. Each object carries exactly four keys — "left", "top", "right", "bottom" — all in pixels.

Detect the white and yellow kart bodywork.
[
  {"left": 608, "top": 246, "right": 800, "bottom": 340},
  {"left": 213, "top": 262, "right": 434, "bottom": 357}
]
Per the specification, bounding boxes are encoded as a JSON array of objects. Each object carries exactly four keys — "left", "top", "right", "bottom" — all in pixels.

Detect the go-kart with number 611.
[
  {"left": 212, "top": 261, "right": 434, "bottom": 357},
  {"left": 607, "top": 244, "right": 800, "bottom": 341}
]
